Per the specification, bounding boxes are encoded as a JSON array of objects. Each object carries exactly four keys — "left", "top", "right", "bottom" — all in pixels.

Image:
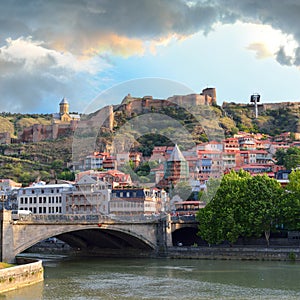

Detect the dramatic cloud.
[
  {"left": 2, "top": 1, "right": 300, "bottom": 60},
  {"left": 1, "top": 0, "right": 300, "bottom": 112},
  {"left": 0, "top": 37, "right": 109, "bottom": 112},
  {"left": 276, "top": 47, "right": 293, "bottom": 66}
]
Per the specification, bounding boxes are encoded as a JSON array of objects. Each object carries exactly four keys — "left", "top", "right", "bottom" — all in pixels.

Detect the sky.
[{"left": 1, "top": 0, "right": 300, "bottom": 113}]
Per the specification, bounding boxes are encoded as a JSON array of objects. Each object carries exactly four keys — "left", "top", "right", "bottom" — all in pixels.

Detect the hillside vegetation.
[
  {"left": 0, "top": 137, "right": 73, "bottom": 185},
  {"left": 0, "top": 113, "right": 52, "bottom": 137},
  {"left": 0, "top": 101, "right": 299, "bottom": 185}
]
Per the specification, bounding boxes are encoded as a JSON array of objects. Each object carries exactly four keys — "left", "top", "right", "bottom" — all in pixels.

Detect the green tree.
[
  {"left": 197, "top": 171, "right": 284, "bottom": 246},
  {"left": 284, "top": 147, "right": 300, "bottom": 170},
  {"left": 243, "top": 175, "right": 284, "bottom": 246},
  {"left": 58, "top": 170, "right": 75, "bottom": 181},
  {"left": 275, "top": 148, "right": 286, "bottom": 165},
  {"left": 51, "top": 159, "right": 64, "bottom": 172},
  {"left": 282, "top": 170, "right": 300, "bottom": 230},
  {"left": 276, "top": 146, "right": 300, "bottom": 169},
  {"left": 197, "top": 170, "right": 251, "bottom": 245}
]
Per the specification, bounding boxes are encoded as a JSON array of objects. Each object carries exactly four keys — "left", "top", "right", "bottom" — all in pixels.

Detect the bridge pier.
[{"left": 0, "top": 210, "right": 15, "bottom": 263}]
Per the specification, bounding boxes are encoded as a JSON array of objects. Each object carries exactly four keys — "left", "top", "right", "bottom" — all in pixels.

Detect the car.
[{"left": 11, "top": 210, "right": 32, "bottom": 220}]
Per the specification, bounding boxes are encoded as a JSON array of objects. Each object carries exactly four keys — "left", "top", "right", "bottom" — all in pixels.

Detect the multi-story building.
[
  {"left": 63, "top": 175, "right": 111, "bottom": 214},
  {"left": 110, "top": 187, "right": 166, "bottom": 216},
  {"left": 17, "top": 182, "right": 73, "bottom": 214},
  {"left": 102, "top": 155, "right": 116, "bottom": 170},
  {"left": 238, "top": 136, "right": 256, "bottom": 150},
  {"left": 76, "top": 170, "right": 132, "bottom": 188},
  {"left": 150, "top": 146, "right": 174, "bottom": 162},
  {"left": 0, "top": 179, "right": 22, "bottom": 209},
  {"left": 197, "top": 150, "right": 223, "bottom": 180},
  {"left": 85, "top": 152, "right": 104, "bottom": 170},
  {"left": 223, "top": 137, "right": 239, "bottom": 152}
]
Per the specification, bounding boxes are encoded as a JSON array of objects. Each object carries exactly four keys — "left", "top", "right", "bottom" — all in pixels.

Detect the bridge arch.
[
  {"left": 172, "top": 226, "right": 208, "bottom": 247},
  {"left": 13, "top": 224, "right": 157, "bottom": 258}
]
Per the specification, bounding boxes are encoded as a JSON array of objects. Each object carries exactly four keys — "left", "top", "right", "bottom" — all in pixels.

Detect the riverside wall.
[
  {"left": 167, "top": 246, "right": 300, "bottom": 261},
  {"left": 0, "top": 258, "right": 43, "bottom": 294}
]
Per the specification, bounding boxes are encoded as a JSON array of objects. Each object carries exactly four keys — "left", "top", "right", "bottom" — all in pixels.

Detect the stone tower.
[
  {"left": 164, "top": 144, "right": 189, "bottom": 184},
  {"left": 59, "top": 97, "right": 69, "bottom": 115},
  {"left": 202, "top": 88, "right": 216, "bottom": 105}
]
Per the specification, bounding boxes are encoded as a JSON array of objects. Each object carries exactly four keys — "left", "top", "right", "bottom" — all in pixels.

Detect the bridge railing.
[
  {"left": 14, "top": 213, "right": 167, "bottom": 224},
  {"left": 170, "top": 215, "right": 197, "bottom": 222}
]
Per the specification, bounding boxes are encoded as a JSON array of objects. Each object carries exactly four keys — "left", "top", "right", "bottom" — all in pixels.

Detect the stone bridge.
[{"left": 0, "top": 210, "right": 200, "bottom": 263}]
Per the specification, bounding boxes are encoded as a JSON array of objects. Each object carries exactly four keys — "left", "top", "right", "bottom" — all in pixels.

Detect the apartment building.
[
  {"left": 63, "top": 175, "right": 111, "bottom": 214},
  {"left": 17, "top": 182, "right": 73, "bottom": 214},
  {"left": 110, "top": 187, "right": 166, "bottom": 216}
]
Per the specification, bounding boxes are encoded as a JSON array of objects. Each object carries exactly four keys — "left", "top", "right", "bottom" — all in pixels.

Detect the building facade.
[
  {"left": 17, "top": 182, "right": 73, "bottom": 214},
  {"left": 63, "top": 175, "right": 111, "bottom": 214}
]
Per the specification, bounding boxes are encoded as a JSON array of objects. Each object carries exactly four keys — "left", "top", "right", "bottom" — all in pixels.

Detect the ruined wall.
[
  {"left": 117, "top": 89, "right": 216, "bottom": 119},
  {"left": 18, "top": 122, "right": 78, "bottom": 143}
]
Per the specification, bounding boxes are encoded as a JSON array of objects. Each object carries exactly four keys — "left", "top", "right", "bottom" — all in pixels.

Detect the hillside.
[
  {"left": 0, "top": 113, "right": 52, "bottom": 138},
  {"left": 221, "top": 102, "right": 300, "bottom": 136},
  {"left": 1, "top": 100, "right": 300, "bottom": 185},
  {"left": 0, "top": 137, "right": 73, "bottom": 185}
]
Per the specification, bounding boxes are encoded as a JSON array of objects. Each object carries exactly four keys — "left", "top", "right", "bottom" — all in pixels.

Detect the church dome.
[{"left": 60, "top": 97, "right": 69, "bottom": 105}]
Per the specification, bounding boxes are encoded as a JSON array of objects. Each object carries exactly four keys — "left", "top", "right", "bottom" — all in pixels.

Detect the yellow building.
[{"left": 53, "top": 98, "right": 80, "bottom": 123}]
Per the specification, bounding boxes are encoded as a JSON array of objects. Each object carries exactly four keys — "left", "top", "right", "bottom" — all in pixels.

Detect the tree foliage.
[
  {"left": 283, "top": 170, "right": 300, "bottom": 230},
  {"left": 275, "top": 146, "right": 300, "bottom": 169},
  {"left": 197, "top": 170, "right": 286, "bottom": 246}
]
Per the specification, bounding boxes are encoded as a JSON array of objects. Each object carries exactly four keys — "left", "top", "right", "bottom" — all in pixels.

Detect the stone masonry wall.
[{"left": 0, "top": 259, "right": 43, "bottom": 293}]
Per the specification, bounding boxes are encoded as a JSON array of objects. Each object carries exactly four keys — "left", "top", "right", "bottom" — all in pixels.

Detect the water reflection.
[{"left": 1, "top": 256, "right": 300, "bottom": 300}]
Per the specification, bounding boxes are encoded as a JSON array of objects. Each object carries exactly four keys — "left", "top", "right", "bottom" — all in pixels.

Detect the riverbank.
[
  {"left": 24, "top": 243, "right": 300, "bottom": 261},
  {"left": 0, "top": 258, "right": 43, "bottom": 293},
  {"left": 167, "top": 246, "right": 300, "bottom": 261}
]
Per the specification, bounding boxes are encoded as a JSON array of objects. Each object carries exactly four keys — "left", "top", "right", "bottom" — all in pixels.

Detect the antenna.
[{"left": 250, "top": 93, "right": 260, "bottom": 118}]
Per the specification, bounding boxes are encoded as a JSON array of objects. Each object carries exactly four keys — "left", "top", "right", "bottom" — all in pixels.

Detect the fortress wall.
[{"left": 261, "top": 102, "right": 300, "bottom": 111}]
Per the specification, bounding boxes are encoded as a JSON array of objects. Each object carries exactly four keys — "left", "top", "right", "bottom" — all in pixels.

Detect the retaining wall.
[
  {"left": 0, "top": 259, "right": 43, "bottom": 293},
  {"left": 168, "top": 246, "right": 300, "bottom": 261}
]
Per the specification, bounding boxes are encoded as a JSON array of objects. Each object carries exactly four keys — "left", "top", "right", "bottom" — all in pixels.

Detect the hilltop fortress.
[
  {"left": 117, "top": 87, "right": 216, "bottom": 117},
  {"left": 1, "top": 87, "right": 300, "bottom": 144},
  {"left": 14, "top": 88, "right": 217, "bottom": 143},
  {"left": 17, "top": 98, "right": 80, "bottom": 143}
]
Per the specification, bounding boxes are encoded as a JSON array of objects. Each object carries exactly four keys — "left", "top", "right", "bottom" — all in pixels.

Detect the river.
[{"left": 1, "top": 255, "right": 300, "bottom": 299}]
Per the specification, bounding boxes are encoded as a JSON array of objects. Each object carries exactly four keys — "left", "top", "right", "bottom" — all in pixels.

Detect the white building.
[
  {"left": 17, "top": 181, "right": 73, "bottom": 214},
  {"left": 62, "top": 175, "right": 111, "bottom": 214}
]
